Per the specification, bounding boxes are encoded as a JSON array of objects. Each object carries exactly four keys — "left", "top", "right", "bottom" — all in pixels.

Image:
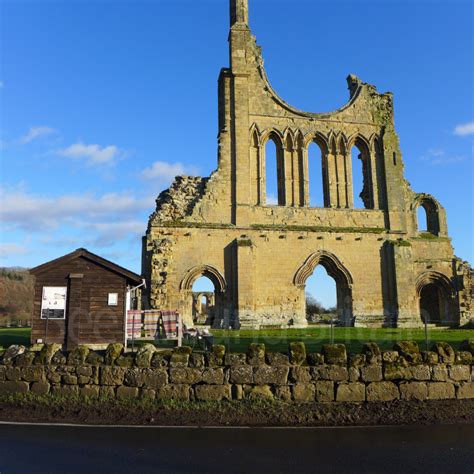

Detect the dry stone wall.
[{"left": 1, "top": 341, "right": 472, "bottom": 403}]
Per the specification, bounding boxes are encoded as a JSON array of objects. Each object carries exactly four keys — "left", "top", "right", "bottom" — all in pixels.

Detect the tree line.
[
  {"left": 306, "top": 293, "right": 337, "bottom": 323},
  {"left": 0, "top": 268, "right": 33, "bottom": 327}
]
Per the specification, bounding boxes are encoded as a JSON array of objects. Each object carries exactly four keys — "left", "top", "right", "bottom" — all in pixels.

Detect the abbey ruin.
[{"left": 143, "top": 0, "right": 473, "bottom": 329}]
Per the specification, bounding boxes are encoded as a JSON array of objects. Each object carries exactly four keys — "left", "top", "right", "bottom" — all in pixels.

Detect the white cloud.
[
  {"left": 0, "top": 187, "right": 153, "bottom": 232},
  {"left": 0, "top": 243, "right": 28, "bottom": 257},
  {"left": 57, "top": 143, "right": 121, "bottom": 165},
  {"left": 141, "top": 161, "right": 199, "bottom": 181},
  {"left": 420, "top": 148, "right": 466, "bottom": 165},
  {"left": 0, "top": 187, "right": 155, "bottom": 257},
  {"left": 87, "top": 221, "right": 145, "bottom": 246},
  {"left": 454, "top": 122, "right": 474, "bottom": 136},
  {"left": 20, "top": 126, "right": 56, "bottom": 144},
  {"left": 266, "top": 194, "right": 278, "bottom": 205},
  {"left": 39, "top": 236, "right": 84, "bottom": 247}
]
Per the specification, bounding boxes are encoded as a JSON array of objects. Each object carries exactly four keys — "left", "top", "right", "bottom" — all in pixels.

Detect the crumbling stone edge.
[{"left": 0, "top": 340, "right": 472, "bottom": 403}]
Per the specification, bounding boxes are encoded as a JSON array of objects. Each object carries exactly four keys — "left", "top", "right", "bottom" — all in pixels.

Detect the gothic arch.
[
  {"left": 412, "top": 193, "right": 442, "bottom": 235},
  {"left": 249, "top": 123, "right": 261, "bottom": 144},
  {"left": 415, "top": 271, "right": 454, "bottom": 298},
  {"left": 294, "top": 251, "right": 354, "bottom": 326},
  {"left": 304, "top": 132, "right": 329, "bottom": 155},
  {"left": 416, "top": 271, "right": 457, "bottom": 324},
  {"left": 295, "top": 129, "right": 305, "bottom": 146},
  {"left": 338, "top": 134, "right": 348, "bottom": 155},
  {"left": 373, "top": 135, "right": 382, "bottom": 153},
  {"left": 260, "top": 128, "right": 284, "bottom": 146},
  {"left": 293, "top": 130, "right": 306, "bottom": 207},
  {"left": 283, "top": 127, "right": 295, "bottom": 147},
  {"left": 262, "top": 129, "right": 285, "bottom": 206},
  {"left": 348, "top": 134, "right": 374, "bottom": 209},
  {"left": 304, "top": 133, "right": 329, "bottom": 207},
  {"left": 249, "top": 125, "right": 263, "bottom": 205},
  {"left": 180, "top": 265, "right": 226, "bottom": 293},
  {"left": 368, "top": 132, "right": 379, "bottom": 148},
  {"left": 294, "top": 251, "right": 353, "bottom": 288},
  {"left": 285, "top": 131, "right": 294, "bottom": 151},
  {"left": 347, "top": 134, "right": 371, "bottom": 154},
  {"left": 373, "top": 135, "right": 387, "bottom": 210},
  {"left": 328, "top": 133, "right": 338, "bottom": 155},
  {"left": 250, "top": 127, "right": 259, "bottom": 147},
  {"left": 411, "top": 193, "right": 442, "bottom": 212}
]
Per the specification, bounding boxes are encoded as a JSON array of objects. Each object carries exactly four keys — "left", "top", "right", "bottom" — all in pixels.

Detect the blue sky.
[{"left": 1, "top": 0, "right": 472, "bottom": 307}]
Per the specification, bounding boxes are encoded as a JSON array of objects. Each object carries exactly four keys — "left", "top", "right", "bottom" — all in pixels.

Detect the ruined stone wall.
[
  {"left": 147, "top": 227, "right": 389, "bottom": 328},
  {"left": 456, "top": 259, "right": 474, "bottom": 326},
  {"left": 142, "top": 0, "right": 472, "bottom": 329},
  {"left": 145, "top": 225, "right": 466, "bottom": 329},
  {"left": 150, "top": 176, "right": 209, "bottom": 225},
  {"left": 1, "top": 342, "right": 472, "bottom": 403}
]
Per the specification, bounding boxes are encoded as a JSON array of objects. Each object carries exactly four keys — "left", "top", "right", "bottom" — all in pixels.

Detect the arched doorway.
[
  {"left": 191, "top": 279, "right": 216, "bottom": 325},
  {"left": 180, "top": 265, "right": 226, "bottom": 327},
  {"left": 294, "top": 251, "right": 353, "bottom": 326},
  {"left": 305, "top": 266, "right": 337, "bottom": 323},
  {"left": 419, "top": 284, "right": 442, "bottom": 323},
  {"left": 416, "top": 272, "right": 456, "bottom": 325}
]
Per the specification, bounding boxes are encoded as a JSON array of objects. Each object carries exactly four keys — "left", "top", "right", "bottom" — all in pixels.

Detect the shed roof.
[{"left": 30, "top": 248, "right": 143, "bottom": 285}]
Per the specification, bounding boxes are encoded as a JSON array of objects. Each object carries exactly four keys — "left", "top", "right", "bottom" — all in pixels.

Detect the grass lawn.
[
  {"left": 210, "top": 327, "right": 474, "bottom": 354},
  {"left": 1, "top": 327, "right": 473, "bottom": 354},
  {"left": 0, "top": 328, "right": 30, "bottom": 351}
]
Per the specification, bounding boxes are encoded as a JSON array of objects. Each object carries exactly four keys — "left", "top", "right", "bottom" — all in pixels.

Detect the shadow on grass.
[
  {"left": 2, "top": 327, "right": 473, "bottom": 355},
  {"left": 0, "top": 328, "right": 31, "bottom": 349}
]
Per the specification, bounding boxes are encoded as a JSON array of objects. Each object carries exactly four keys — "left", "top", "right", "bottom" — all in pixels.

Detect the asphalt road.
[{"left": 0, "top": 423, "right": 473, "bottom": 473}]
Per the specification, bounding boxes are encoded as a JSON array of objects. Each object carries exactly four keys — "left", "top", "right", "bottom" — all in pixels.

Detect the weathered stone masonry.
[
  {"left": 1, "top": 342, "right": 473, "bottom": 403},
  {"left": 143, "top": 0, "right": 473, "bottom": 329}
]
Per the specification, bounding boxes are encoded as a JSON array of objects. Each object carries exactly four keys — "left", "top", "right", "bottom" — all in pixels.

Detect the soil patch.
[{"left": 1, "top": 396, "right": 473, "bottom": 427}]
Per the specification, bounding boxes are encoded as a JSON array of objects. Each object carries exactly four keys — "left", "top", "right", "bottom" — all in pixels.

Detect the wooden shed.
[{"left": 30, "top": 248, "right": 143, "bottom": 349}]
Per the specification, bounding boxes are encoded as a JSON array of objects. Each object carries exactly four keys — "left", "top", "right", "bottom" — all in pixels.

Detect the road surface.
[{"left": 0, "top": 423, "right": 473, "bottom": 473}]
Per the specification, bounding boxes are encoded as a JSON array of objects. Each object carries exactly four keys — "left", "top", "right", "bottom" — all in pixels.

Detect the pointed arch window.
[
  {"left": 350, "top": 137, "right": 374, "bottom": 209},
  {"left": 416, "top": 198, "right": 440, "bottom": 235},
  {"left": 307, "top": 142, "right": 325, "bottom": 207},
  {"left": 250, "top": 129, "right": 262, "bottom": 205},
  {"left": 264, "top": 133, "right": 285, "bottom": 206}
]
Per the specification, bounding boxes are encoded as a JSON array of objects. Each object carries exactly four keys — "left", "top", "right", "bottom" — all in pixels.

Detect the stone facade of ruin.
[
  {"left": 143, "top": 0, "right": 473, "bottom": 329},
  {"left": 192, "top": 292, "right": 215, "bottom": 325}
]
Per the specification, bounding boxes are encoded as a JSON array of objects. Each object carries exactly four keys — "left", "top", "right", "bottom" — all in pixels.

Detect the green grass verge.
[
  {"left": 0, "top": 392, "right": 279, "bottom": 412},
  {"left": 0, "top": 328, "right": 30, "bottom": 351},
  {"left": 2, "top": 327, "right": 473, "bottom": 355},
  {"left": 210, "top": 328, "right": 474, "bottom": 353}
]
